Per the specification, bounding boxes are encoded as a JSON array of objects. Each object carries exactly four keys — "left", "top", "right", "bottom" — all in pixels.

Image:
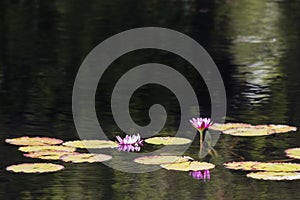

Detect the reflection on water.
[{"left": 0, "top": 0, "right": 300, "bottom": 199}]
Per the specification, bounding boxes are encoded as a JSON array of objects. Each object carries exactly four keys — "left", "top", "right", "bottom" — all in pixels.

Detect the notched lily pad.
[
  {"left": 6, "top": 163, "right": 64, "bottom": 173},
  {"left": 224, "top": 161, "right": 300, "bottom": 172},
  {"left": 18, "top": 145, "right": 76, "bottom": 153},
  {"left": 144, "top": 137, "right": 192, "bottom": 145},
  {"left": 285, "top": 148, "right": 300, "bottom": 159},
  {"left": 63, "top": 140, "right": 118, "bottom": 149},
  {"left": 24, "top": 150, "right": 78, "bottom": 160},
  {"left": 223, "top": 127, "right": 274, "bottom": 136},
  {"left": 5, "top": 136, "right": 63, "bottom": 146},
  {"left": 246, "top": 172, "right": 300, "bottom": 181},
  {"left": 60, "top": 153, "right": 112, "bottom": 163},
  {"left": 160, "top": 161, "right": 215, "bottom": 171},
  {"left": 134, "top": 156, "right": 192, "bottom": 165}
]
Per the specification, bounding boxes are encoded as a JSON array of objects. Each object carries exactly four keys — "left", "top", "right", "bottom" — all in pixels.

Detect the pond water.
[{"left": 1, "top": 0, "right": 300, "bottom": 199}]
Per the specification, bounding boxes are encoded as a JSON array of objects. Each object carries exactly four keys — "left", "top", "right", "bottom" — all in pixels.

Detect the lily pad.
[
  {"left": 223, "top": 127, "right": 274, "bottom": 136},
  {"left": 160, "top": 161, "right": 215, "bottom": 171},
  {"left": 144, "top": 137, "right": 192, "bottom": 145},
  {"left": 63, "top": 140, "right": 118, "bottom": 149},
  {"left": 5, "top": 136, "right": 63, "bottom": 146},
  {"left": 224, "top": 161, "right": 300, "bottom": 172},
  {"left": 18, "top": 145, "right": 76, "bottom": 153},
  {"left": 210, "top": 123, "right": 297, "bottom": 136},
  {"left": 134, "top": 155, "right": 192, "bottom": 165},
  {"left": 285, "top": 148, "right": 300, "bottom": 159},
  {"left": 224, "top": 161, "right": 260, "bottom": 170},
  {"left": 246, "top": 172, "right": 300, "bottom": 181},
  {"left": 6, "top": 163, "right": 64, "bottom": 173},
  {"left": 60, "top": 153, "right": 112, "bottom": 163},
  {"left": 209, "top": 123, "right": 251, "bottom": 131},
  {"left": 24, "top": 150, "right": 78, "bottom": 160}
]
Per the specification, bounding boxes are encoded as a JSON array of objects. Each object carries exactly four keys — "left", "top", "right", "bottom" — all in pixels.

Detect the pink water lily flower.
[
  {"left": 189, "top": 117, "right": 213, "bottom": 132},
  {"left": 116, "top": 133, "right": 143, "bottom": 146},
  {"left": 189, "top": 170, "right": 210, "bottom": 181},
  {"left": 118, "top": 144, "right": 141, "bottom": 152}
]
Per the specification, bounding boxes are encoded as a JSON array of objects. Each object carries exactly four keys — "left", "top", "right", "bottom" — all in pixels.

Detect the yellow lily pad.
[
  {"left": 6, "top": 163, "right": 64, "bottom": 173},
  {"left": 246, "top": 172, "right": 300, "bottom": 181},
  {"left": 134, "top": 156, "right": 192, "bottom": 165},
  {"left": 211, "top": 123, "right": 297, "bottom": 136},
  {"left": 224, "top": 161, "right": 300, "bottom": 172},
  {"left": 18, "top": 145, "right": 76, "bottom": 153},
  {"left": 144, "top": 137, "right": 192, "bottom": 145},
  {"left": 24, "top": 150, "right": 78, "bottom": 160},
  {"left": 63, "top": 140, "right": 118, "bottom": 149},
  {"left": 285, "top": 148, "right": 300, "bottom": 159},
  {"left": 160, "top": 161, "right": 215, "bottom": 171},
  {"left": 60, "top": 153, "right": 112, "bottom": 163},
  {"left": 209, "top": 123, "right": 251, "bottom": 131},
  {"left": 5, "top": 136, "right": 63, "bottom": 146},
  {"left": 223, "top": 127, "right": 274, "bottom": 136},
  {"left": 224, "top": 161, "right": 259, "bottom": 170}
]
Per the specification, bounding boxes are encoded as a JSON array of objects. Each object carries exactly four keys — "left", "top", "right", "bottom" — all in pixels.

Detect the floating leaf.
[
  {"left": 210, "top": 123, "right": 297, "bottom": 136},
  {"left": 160, "top": 161, "right": 215, "bottom": 171},
  {"left": 60, "top": 153, "right": 112, "bottom": 163},
  {"left": 285, "top": 148, "right": 300, "bottom": 159},
  {"left": 18, "top": 145, "right": 76, "bottom": 153},
  {"left": 223, "top": 127, "right": 274, "bottom": 136},
  {"left": 63, "top": 140, "right": 118, "bottom": 149},
  {"left": 134, "top": 156, "right": 192, "bottom": 165},
  {"left": 246, "top": 172, "right": 300, "bottom": 181},
  {"left": 144, "top": 137, "right": 192, "bottom": 145},
  {"left": 224, "top": 161, "right": 300, "bottom": 172},
  {"left": 209, "top": 123, "right": 251, "bottom": 131},
  {"left": 24, "top": 150, "right": 78, "bottom": 160},
  {"left": 5, "top": 136, "right": 63, "bottom": 146},
  {"left": 224, "top": 161, "right": 259, "bottom": 170},
  {"left": 6, "top": 163, "right": 64, "bottom": 173}
]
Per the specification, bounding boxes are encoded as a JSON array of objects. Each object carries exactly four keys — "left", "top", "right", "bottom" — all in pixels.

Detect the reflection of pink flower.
[
  {"left": 189, "top": 117, "right": 213, "bottom": 132},
  {"left": 118, "top": 144, "right": 141, "bottom": 152},
  {"left": 189, "top": 170, "right": 210, "bottom": 181},
  {"left": 116, "top": 134, "right": 143, "bottom": 146}
]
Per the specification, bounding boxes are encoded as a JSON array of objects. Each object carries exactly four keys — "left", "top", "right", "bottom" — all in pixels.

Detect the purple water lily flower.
[
  {"left": 190, "top": 117, "right": 213, "bottom": 132},
  {"left": 118, "top": 144, "right": 141, "bottom": 152},
  {"left": 189, "top": 170, "right": 211, "bottom": 182},
  {"left": 116, "top": 133, "right": 143, "bottom": 146}
]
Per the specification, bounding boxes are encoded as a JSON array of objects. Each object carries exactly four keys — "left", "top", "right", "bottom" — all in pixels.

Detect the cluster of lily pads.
[
  {"left": 4, "top": 117, "right": 298, "bottom": 182},
  {"left": 209, "top": 122, "right": 300, "bottom": 180}
]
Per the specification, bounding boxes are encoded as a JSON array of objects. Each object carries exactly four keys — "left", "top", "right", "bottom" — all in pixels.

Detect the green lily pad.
[
  {"left": 6, "top": 163, "right": 64, "bottom": 173},
  {"left": 246, "top": 172, "right": 300, "bottom": 181},
  {"left": 160, "top": 161, "right": 215, "bottom": 171},
  {"left": 5, "top": 136, "right": 63, "bottom": 146},
  {"left": 144, "top": 137, "right": 192, "bottom": 145},
  {"left": 18, "top": 145, "right": 76, "bottom": 153},
  {"left": 24, "top": 150, "right": 78, "bottom": 160},
  {"left": 60, "top": 153, "right": 112, "bottom": 163},
  {"left": 134, "top": 155, "right": 192, "bottom": 165},
  {"left": 209, "top": 123, "right": 251, "bottom": 131},
  {"left": 224, "top": 161, "right": 300, "bottom": 172},
  {"left": 63, "top": 140, "right": 118, "bottom": 149},
  {"left": 285, "top": 148, "right": 300, "bottom": 160}
]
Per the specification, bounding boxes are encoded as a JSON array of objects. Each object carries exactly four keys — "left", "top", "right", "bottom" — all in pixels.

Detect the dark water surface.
[{"left": 1, "top": 0, "right": 300, "bottom": 199}]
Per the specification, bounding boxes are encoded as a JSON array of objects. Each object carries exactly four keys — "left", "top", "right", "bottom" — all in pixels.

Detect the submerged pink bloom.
[
  {"left": 116, "top": 133, "right": 143, "bottom": 146},
  {"left": 189, "top": 117, "right": 213, "bottom": 131},
  {"left": 189, "top": 170, "right": 210, "bottom": 182}
]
